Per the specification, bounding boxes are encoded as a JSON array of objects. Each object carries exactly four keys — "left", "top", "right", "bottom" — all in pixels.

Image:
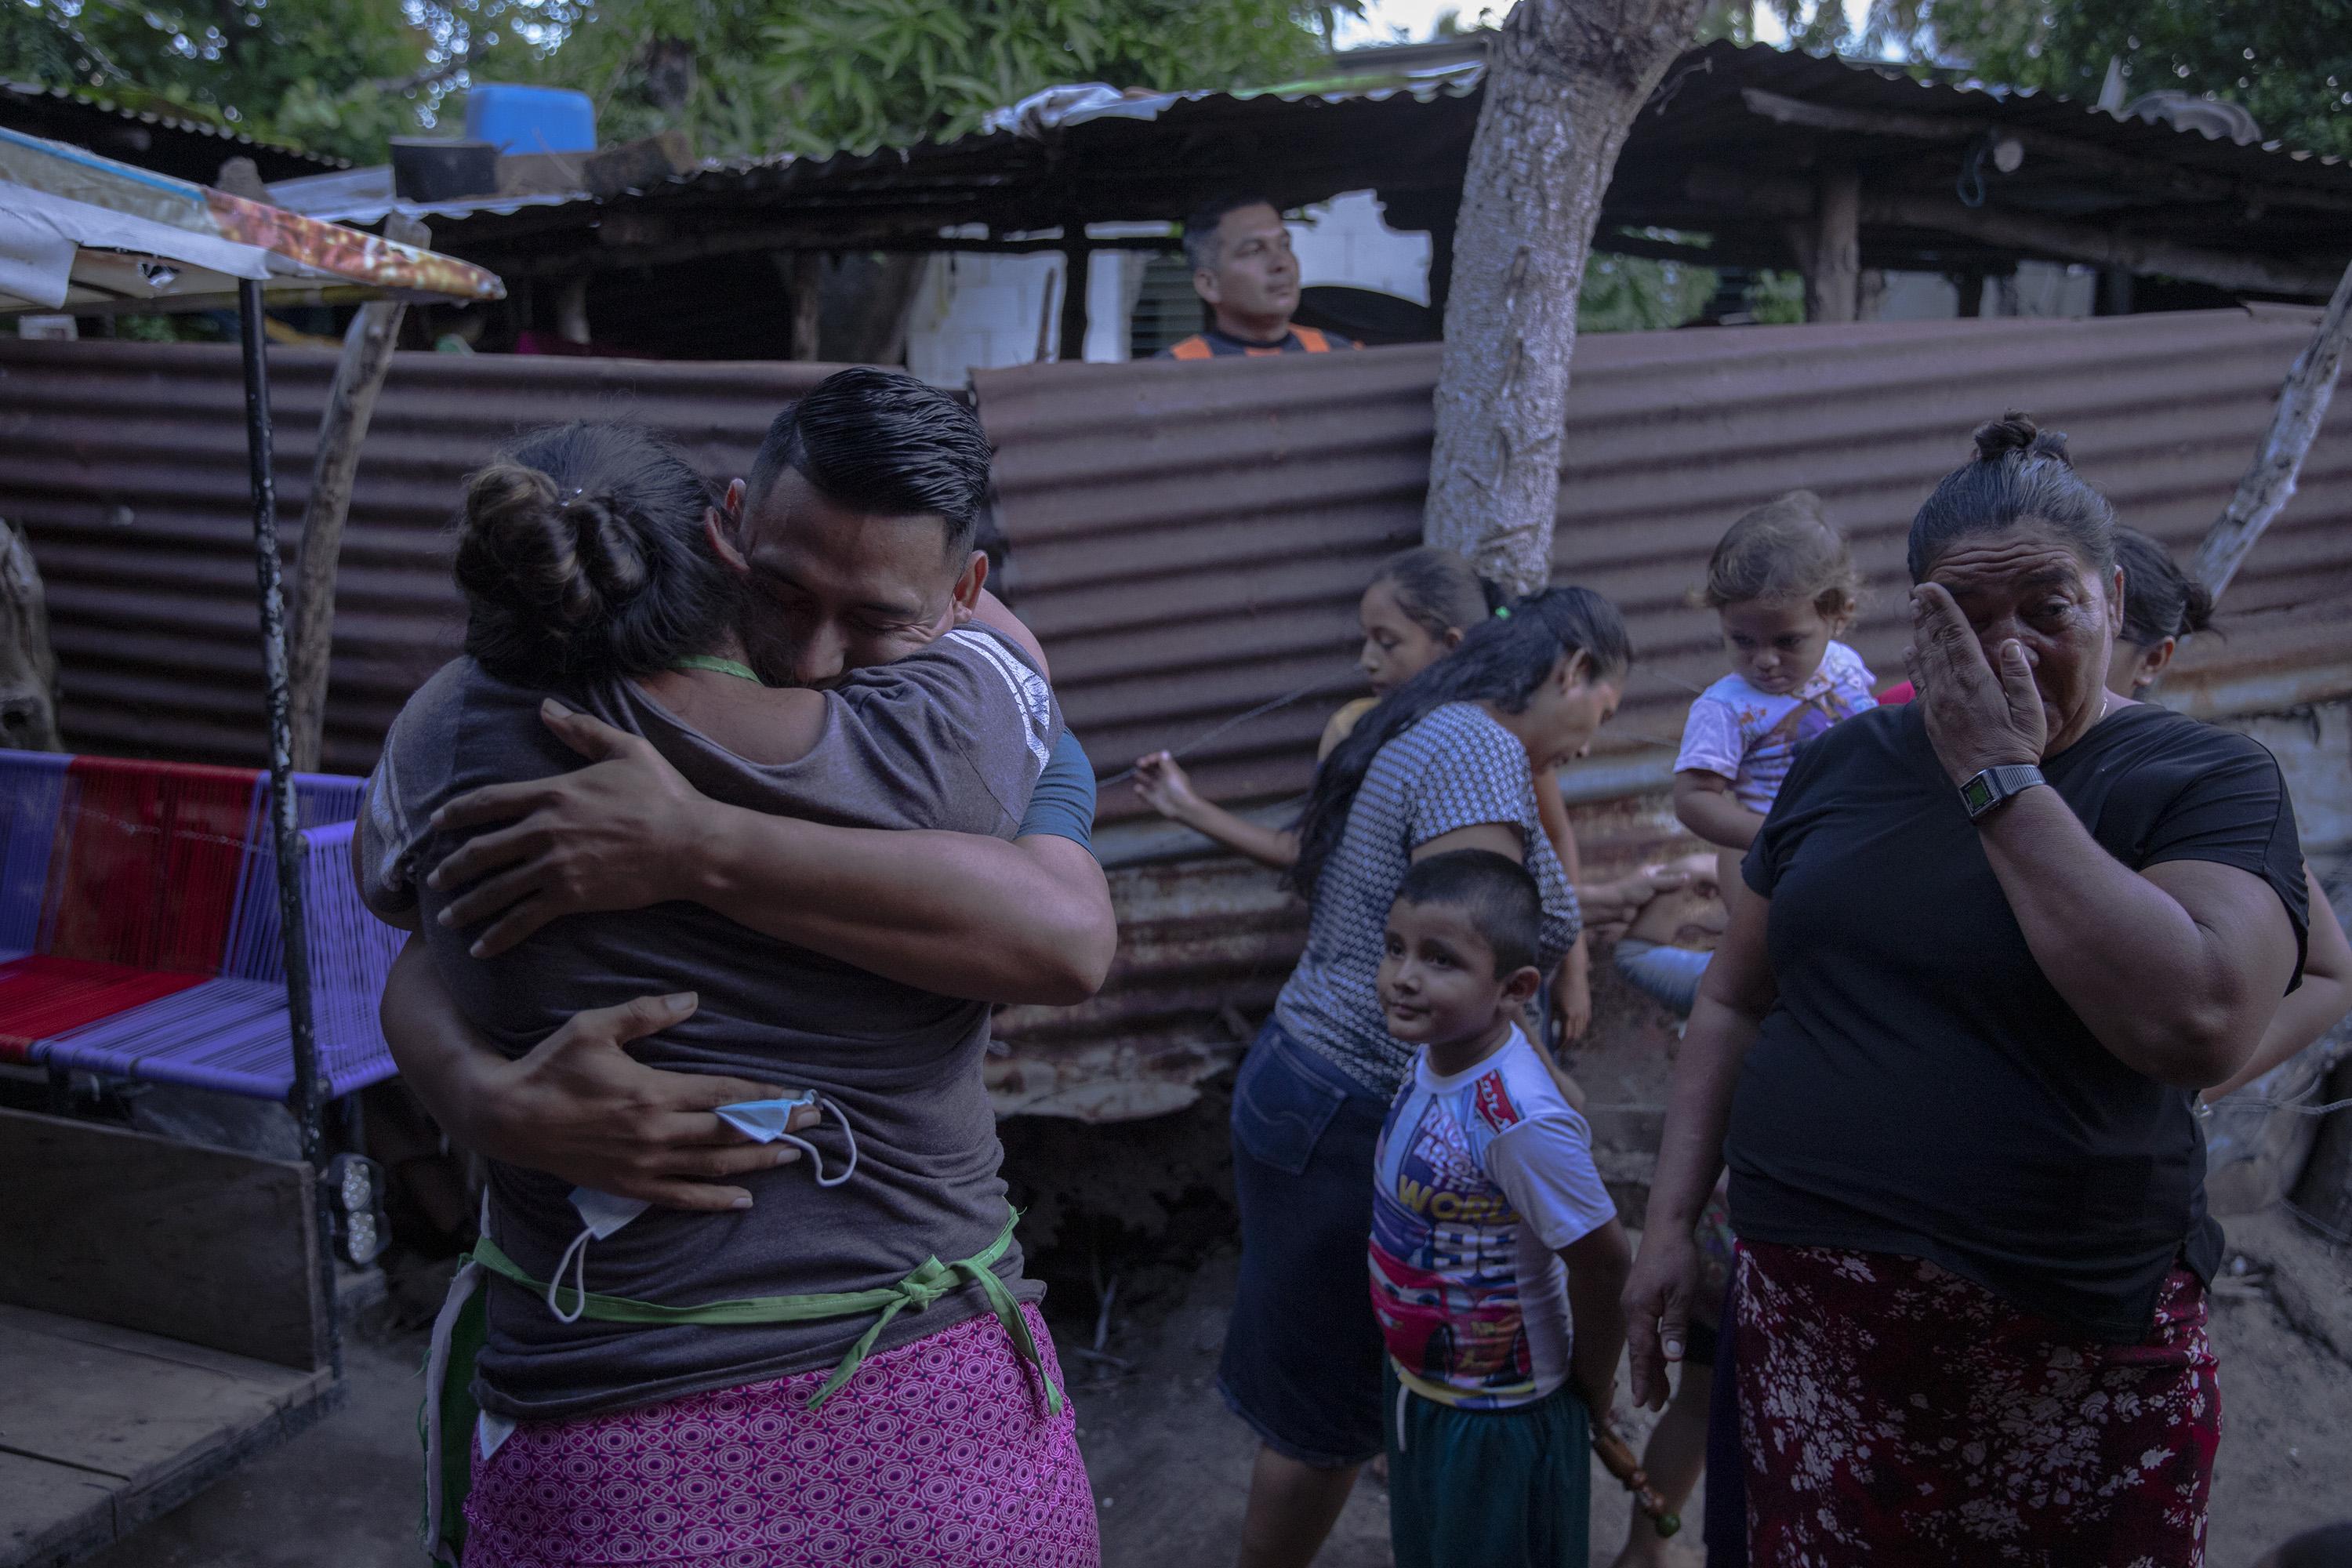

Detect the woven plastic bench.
[{"left": 0, "top": 752, "right": 403, "bottom": 1101}]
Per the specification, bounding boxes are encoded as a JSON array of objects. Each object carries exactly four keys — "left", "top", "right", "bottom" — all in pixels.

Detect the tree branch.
[{"left": 2194, "top": 260, "right": 2352, "bottom": 600}]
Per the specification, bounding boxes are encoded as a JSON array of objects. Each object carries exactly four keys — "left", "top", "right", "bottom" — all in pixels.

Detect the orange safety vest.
[{"left": 1165, "top": 326, "right": 1348, "bottom": 360}]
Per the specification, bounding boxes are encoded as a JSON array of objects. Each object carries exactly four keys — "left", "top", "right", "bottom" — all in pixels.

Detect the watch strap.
[{"left": 1960, "top": 764, "right": 2046, "bottom": 821}]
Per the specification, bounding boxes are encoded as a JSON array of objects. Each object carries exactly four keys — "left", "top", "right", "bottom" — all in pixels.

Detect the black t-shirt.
[{"left": 1731, "top": 701, "right": 2308, "bottom": 1341}]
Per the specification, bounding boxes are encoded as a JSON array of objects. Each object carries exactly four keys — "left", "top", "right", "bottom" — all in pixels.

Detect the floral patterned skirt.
[
  {"left": 461, "top": 1303, "right": 1099, "bottom": 1568},
  {"left": 1733, "top": 1240, "right": 2219, "bottom": 1567}
]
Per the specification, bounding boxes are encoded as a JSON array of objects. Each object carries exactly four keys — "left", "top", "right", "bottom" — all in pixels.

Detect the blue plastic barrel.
[{"left": 464, "top": 84, "right": 596, "bottom": 155}]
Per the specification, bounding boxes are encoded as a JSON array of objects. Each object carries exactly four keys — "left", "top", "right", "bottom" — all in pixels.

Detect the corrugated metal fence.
[
  {"left": 978, "top": 307, "right": 2352, "bottom": 829},
  {"left": 0, "top": 341, "right": 841, "bottom": 775},
  {"left": 975, "top": 308, "right": 2352, "bottom": 1116},
  {"left": 2, "top": 314, "right": 2347, "bottom": 1118}
]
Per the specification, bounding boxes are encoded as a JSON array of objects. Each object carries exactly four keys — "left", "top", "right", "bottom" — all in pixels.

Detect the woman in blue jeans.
[{"left": 1220, "top": 588, "right": 1654, "bottom": 1567}]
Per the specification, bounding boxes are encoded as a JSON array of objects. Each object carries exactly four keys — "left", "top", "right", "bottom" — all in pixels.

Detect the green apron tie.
[
  {"left": 468, "top": 1210, "right": 1061, "bottom": 1416},
  {"left": 669, "top": 655, "right": 762, "bottom": 682}
]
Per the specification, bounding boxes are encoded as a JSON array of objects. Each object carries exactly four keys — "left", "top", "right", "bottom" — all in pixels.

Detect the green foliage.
[
  {"left": 1578, "top": 252, "right": 1718, "bottom": 332},
  {"left": 1745, "top": 269, "right": 1806, "bottom": 324},
  {"left": 0, "top": 0, "right": 1348, "bottom": 166},
  {"left": 0, "top": 0, "right": 439, "bottom": 161},
  {"left": 1923, "top": 0, "right": 2352, "bottom": 159},
  {"left": 531, "top": 0, "right": 1355, "bottom": 160},
  {"left": 1754, "top": 0, "right": 2352, "bottom": 160}
]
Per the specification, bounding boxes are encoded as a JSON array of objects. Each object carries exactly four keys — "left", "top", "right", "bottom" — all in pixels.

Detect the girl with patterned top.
[
  {"left": 1218, "top": 587, "right": 1639, "bottom": 1568},
  {"left": 1133, "top": 546, "right": 1604, "bottom": 1044}
]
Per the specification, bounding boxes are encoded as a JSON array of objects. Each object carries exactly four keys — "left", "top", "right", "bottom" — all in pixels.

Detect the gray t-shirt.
[
  {"left": 1271, "top": 702, "right": 1580, "bottom": 1098},
  {"left": 361, "top": 626, "right": 1058, "bottom": 1421}
]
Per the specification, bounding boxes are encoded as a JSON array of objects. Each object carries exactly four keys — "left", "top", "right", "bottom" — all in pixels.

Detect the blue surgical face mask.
[{"left": 543, "top": 1093, "right": 859, "bottom": 1325}]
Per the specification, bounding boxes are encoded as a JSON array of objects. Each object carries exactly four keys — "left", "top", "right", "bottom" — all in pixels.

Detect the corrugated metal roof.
[
  {"left": 972, "top": 307, "right": 2352, "bottom": 1116},
  {"left": 0, "top": 340, "right": 844, "bottom": 772},
  {"left": 307, "top": 41, "right": 2352, "bottom": 287},
  {"left": 0, "top": 79, "right": 345, "bottom": 181}
]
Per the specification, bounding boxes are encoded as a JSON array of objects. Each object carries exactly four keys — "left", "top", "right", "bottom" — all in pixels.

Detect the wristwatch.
[{"left": 1960, "top": 764, "right": 2045, "bottom": 822}]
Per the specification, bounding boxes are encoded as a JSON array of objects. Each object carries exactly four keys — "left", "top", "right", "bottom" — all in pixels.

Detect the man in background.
[{"left": 1159, "top": 194, "right": 1359, "bottom": 360}]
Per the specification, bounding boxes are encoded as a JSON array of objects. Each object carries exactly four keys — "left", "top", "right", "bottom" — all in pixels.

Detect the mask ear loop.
[
  {"left": 775, "top": 1095, "right": 859, "bottom": 1188},
  {"left": 545, "top": 1224, "right": 596, "bottom": 1324}
]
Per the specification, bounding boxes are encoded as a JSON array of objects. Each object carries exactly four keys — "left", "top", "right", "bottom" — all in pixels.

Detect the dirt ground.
[{"left": 86, "top": 1207, "right": 2352, "bottom": 1568}]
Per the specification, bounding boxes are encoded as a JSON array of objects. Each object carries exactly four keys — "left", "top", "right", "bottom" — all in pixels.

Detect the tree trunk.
[
  {"left": 0, "top": 520, "right": 61, "bottom": 752},
  {"left": 2194, "top": 259, "right": 2352, "bottom": 601},
  {"left": 1424, "top": 0, "right": 1710, "bottom": 593},
  {"left": 287, "top": 215, "right": 428, "bottom": 771}
]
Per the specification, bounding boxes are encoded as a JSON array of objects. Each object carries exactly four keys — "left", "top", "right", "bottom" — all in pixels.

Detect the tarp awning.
[{"left": 0, "top": 125, "right": 504, "bottom": 314}]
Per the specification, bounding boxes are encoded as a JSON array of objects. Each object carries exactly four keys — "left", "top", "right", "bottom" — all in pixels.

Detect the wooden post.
[
  {"left": 1955, "top": 267, "right": 1986, "bottom": 318},
  {"left": 286, "top": 215, "right": 429, "bottom": 773},
  {"left": 2194, "top": 260, "right": 2352, "bottom": 600},
  {"left": 789, "top": 252, "right": 822, "bottom": 361},
  {"left": 1057, "top": 242, "right": 1092, "bottom": 361},
  {"left": 1788, "top": 166, "right": 1861, "bottom": 323}
]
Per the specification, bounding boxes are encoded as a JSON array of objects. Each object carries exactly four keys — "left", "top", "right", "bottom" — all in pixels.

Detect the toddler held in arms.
[
  {"left": 1368, "top": 851, "right": 1630, "bottom": 1568},
  {"left": 1671, "top": 490, "right": 1875, "bottom": 890}
]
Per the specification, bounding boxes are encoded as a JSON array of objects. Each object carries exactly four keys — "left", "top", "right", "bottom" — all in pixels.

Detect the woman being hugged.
[
  {"left": 361, "top": 399, "right": 1095, "bottom": 1568},
  {"left": 1624, "top": 415, "right": 2310, "bottom": 1566},
  {"left": 1219, "top": 587, "right": 1633, "bottom": 1568}
]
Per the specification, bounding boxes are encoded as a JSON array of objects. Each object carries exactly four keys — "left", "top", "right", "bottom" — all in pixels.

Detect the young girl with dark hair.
[
  {"left": 1133, "top": 546, "right": 1602, "bottom": 1040},
  {"left": 361, "top": 416, "right": 1102, "bottom": 1568},
  {"left": 2095, "top": 528, "right": 2349, "bottom": 1109},
  {"left": 1219, "top": 586, "right": 1639, "bottom": 1568}
]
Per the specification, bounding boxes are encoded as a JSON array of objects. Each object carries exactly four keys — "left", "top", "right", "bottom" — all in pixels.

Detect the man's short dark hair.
[
  {"left": 746, "top": 367, "right": 993, "bottom": 553},
  {"left": 1182, "top": 194, "right": 1277, "bottom": 274},
  {"left": 1393, "top": 850, "right": 1544, "bottom": 975}
]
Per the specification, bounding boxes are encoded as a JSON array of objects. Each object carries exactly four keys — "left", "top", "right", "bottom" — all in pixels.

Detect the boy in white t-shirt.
[{"left": 1368, "top": 850, "right": 1629, "bottom": 1568}]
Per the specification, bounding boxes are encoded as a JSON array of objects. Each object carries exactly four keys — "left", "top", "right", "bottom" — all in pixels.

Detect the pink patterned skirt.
[
  {"left": 1734, "top": 1240, "right": 2220, "bottom": 1567},
  {"left": 462, "top": 1303, "right": 1099, "bottom": 1568}
]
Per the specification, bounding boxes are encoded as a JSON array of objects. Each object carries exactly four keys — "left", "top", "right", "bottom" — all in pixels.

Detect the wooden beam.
[
  {"left": 2195, "top": 259, "right": 2352, "bottom": 597},
  {"left": 289, "top": 212, "right": 427, "bottom": 772},
  {"left": 1739, "top": 87, "right": 2352, "bottom": 216},
  {"left": 1682, "top": 166, "right": 2346, "bottom": 298},
  {"left": 1866, "top": 190, "right": 2345, "bottom": 299},
  {"left": 488, "top": 228, "right": 1179, "bottom": 281}
]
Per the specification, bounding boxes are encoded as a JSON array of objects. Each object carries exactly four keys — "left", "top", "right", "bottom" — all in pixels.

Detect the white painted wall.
[
  {"left": 903, "top": 248, "right": 1135, "bottom": 387},
  {"left": 1289, "top": 190, "right": 1432, "bottom": 304},
  {"left": 901, "top": 189, "right": 1432, "bottom": 384}
]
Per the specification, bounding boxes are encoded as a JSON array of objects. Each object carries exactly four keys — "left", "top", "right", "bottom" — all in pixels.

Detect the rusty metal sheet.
[
  {"left": 0, "top": 339, "right": 848, "bottom": 773},
  {"left": 975, "top": 307, "right": 2352, "bottom": 1118},
  {"left": 978, "top": 308, "right": 2352, "bottom": 826}
]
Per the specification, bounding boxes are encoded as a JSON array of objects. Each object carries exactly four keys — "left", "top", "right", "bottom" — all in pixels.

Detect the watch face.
[{"left": 1962, "top": 774, "right": 1997, "bottom": 813}]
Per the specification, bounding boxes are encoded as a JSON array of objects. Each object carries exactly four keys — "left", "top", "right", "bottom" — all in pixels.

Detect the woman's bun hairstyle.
[
  {"left": 453, "top": 422, "right": 736, "bottom": 687},
  {"left": 1909, "top": 409, "right": 2115, "bottom": 583},
  {"left": 1970, "top": 410, "right": 2074, "bottom": 470}
]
